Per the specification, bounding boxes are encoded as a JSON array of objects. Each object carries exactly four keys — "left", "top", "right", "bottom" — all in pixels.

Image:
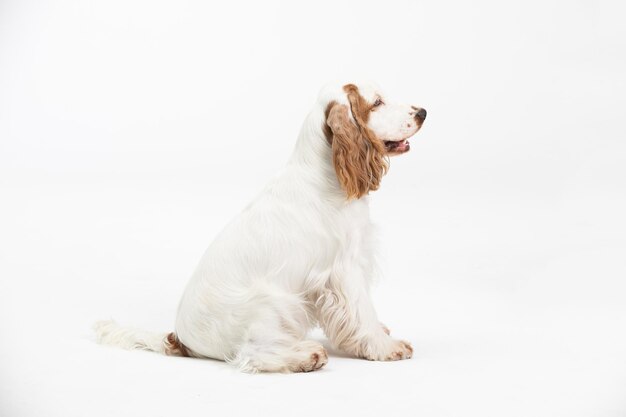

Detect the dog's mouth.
[{"left": 384, "top": 139, "right": 410, "bottom": 154}]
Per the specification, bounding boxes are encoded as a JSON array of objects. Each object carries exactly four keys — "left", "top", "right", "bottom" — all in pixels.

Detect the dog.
[{"left": 94, "top": 82, "right": 427, "bottom": 372}]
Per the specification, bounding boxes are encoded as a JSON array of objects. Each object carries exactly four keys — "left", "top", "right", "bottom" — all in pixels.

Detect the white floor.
[{"left": 1, "top": 180, "right": 624, "bottom": 417}]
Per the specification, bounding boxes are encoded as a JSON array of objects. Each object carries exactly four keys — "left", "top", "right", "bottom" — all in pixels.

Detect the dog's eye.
[{"left": 373, "top": 98, "right": 384, "bottom": 108}]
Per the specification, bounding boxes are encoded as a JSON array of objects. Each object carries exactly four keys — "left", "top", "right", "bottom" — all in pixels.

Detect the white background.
[{"left": 1, "top": 0, "right": 625, "bottom": 416}]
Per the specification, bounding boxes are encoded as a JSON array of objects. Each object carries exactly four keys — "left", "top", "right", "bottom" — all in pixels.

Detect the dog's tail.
[{"left": 93, "top": 320, "right": 190, "bottom": 357}]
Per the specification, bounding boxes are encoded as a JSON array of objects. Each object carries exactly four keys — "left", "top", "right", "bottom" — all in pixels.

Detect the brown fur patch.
[
  {"left": 343, "top": 83, "right": 374, "bottom": 124},
  {"left": 164, "top": 332, "right": 190, "bottom": 357},
  {"left": 325, "top": 85, "right": 388, "bottom": 199},
  {"left": 323, "top": 101, "right": 336, "bottom": 145}
]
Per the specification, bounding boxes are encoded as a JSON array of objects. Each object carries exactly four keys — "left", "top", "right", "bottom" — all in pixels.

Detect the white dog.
[{"left": 95, "top": 82, "right": 427, "bottom": 373}]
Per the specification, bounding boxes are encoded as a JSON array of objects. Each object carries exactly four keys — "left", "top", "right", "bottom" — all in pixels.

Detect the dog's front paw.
[
  {"left": 386, "top": 340, "right": 413, "bottom": 360},
  {"left": 364, "top": 339, "right": 413, "bottom": 361}
]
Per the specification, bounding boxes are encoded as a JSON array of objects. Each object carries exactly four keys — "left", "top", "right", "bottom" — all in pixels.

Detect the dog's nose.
[{"left": 415, "top": 108, "right": 427, "bottom": 121}]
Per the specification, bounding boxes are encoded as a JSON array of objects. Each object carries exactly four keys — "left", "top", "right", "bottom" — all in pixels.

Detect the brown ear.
[{"left": 326, "top": 102, "right": 388, "bottom": 199}]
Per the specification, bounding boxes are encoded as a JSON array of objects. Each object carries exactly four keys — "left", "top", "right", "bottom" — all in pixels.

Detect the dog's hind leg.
[
  {"left": 233, "top": 337, "right": 328, "bottom": 373},
  {"left": 227, "top": 288, "right": 328, "bottom": 373}
]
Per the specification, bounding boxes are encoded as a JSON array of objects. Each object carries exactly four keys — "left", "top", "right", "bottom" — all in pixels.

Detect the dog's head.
[{"left": 322, "top": 83, "right": 427, "bottom": 199}]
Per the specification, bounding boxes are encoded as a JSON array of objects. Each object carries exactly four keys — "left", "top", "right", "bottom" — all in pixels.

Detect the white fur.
[{"left": 95, "top": 82, "right": 424, "bottom": 373}]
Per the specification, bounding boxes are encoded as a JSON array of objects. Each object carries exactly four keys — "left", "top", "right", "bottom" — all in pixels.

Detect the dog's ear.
[{"left": 326, "top": 101, "right": 388, "bottom": 199}]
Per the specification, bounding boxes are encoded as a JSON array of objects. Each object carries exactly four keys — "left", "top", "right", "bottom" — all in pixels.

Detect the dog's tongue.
[{"left": 385, "top": 139, "right": 410, "bottom": 153}]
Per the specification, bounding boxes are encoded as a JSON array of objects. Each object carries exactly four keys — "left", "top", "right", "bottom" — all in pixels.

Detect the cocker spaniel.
[{"left": 95, "top": 82, "right": 427, "bottom": 373}]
